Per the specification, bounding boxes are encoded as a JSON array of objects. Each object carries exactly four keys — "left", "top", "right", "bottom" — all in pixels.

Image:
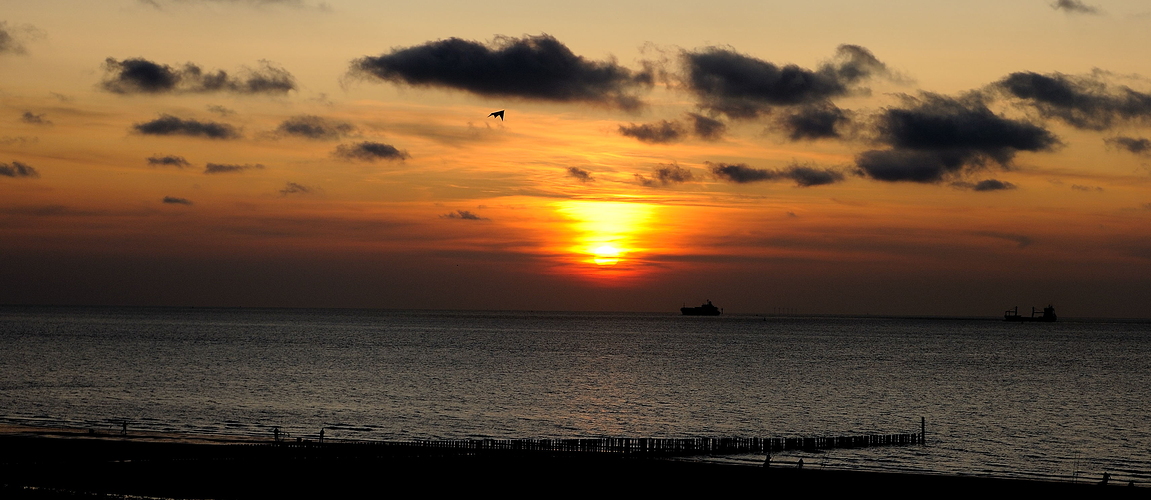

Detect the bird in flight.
[{"left": 488, "top": 110, "right": 505, "bottom": 121}]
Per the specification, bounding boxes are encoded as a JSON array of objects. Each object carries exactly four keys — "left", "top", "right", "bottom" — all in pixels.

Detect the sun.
[
  {"left": 553, "top": 200, "right": 656, "bottom": 273},
  {"left": 591, "top": 245, "right": 622, "bottom": 266}
]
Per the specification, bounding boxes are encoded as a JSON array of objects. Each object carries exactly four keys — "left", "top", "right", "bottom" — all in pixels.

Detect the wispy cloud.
[
  {"left": 0, "top": 21, "right": 41, "bottom": 55},
  {"left": 0, "top": 160, "right": 40, "bottom": 178},
  {"left": 1105, "top": 136, "right": 1151, "bottom": 155},
  {"left": 619, "top": 120, "right": 684, "bottom": 144},
  {"left": 279, "top": 181, "right": 314, "bottom": 195},
  {"left": 147, "top": 155, "right": 191, "bottom": 168},
  {"left": 276, "top": 115, "right": 356, "bottom": 140},
  {"left": 133, "top": 115, "right": 241, "bottom": 139},
  {"left": 204, "top": 162, "right": 263, "bottom": 174},
  {"left": 441, "top": 209, "right": 487, "bottom": 220},
  {"left": 332, "top": 141, "right": 409, "bottom": 161},
  {"left": 974, "top": 231, "right": 1032, "bottom": 248},
  {"left": 19, "top": 112, "right": 51, "bottom": 126},
  {"left": 103, "top": 58, "right": 296, "bottom": 95},
  {"left": 636, "top": 162, "right": 694, "bottom": 187},
  {"left": 566, "top": 167, "right": 594, "bottom": 183},
  {"left": 709, "top": 161, "right": 846, "bottom": 187},
  {"left": 0, "top": 136, "right": 37, "bottom": 146},
  {"left": 1051, "top": 0, "right": 1100, "bottom": 15},
  {"left": 1071, "top": 184, "right": 1103, "bottom": 192},
  {"left": 951, "top": 179, "right": 1017, "bottom": 191}
]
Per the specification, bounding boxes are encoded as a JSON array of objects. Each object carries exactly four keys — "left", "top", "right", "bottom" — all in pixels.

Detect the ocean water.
[{"left": 1, "top": 306, "right": 1148, "bottom": 483}]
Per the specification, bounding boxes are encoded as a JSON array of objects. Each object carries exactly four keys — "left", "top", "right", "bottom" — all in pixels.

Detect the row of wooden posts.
[{"left": 271, "top": 432, "right": 923, "bottom": 456}]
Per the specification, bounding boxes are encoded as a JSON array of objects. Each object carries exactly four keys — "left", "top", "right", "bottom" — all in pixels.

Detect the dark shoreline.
[{"left": 1, "top": 430, "right": 1142, "bottom": 499}]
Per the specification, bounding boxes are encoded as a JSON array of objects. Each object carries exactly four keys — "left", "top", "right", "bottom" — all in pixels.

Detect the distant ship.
[
  {"left": 1004, "top": 305, "right": 1057, "bottom": 322},
  {"left": 681, "top": 300, "right": 722, "bottom": 316}
]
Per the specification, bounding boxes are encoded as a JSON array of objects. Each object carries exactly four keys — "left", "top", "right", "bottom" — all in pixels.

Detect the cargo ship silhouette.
[
  {"left": 681, "top": 300, "right": 722, "bottom": 316},
  {"left": 1003, "top": 305, "right": 1057, "bottom": 322}
]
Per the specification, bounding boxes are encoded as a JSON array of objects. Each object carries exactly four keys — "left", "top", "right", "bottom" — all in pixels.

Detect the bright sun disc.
[
  {"left": 592, "top": 245, "right": 621, "bottom": 265},
  {"left": 554, "top": 201, "right": 655, "bottom": 271}
]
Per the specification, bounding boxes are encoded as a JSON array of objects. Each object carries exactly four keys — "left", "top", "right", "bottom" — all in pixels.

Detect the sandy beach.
[{"left": 0, "top": 425, "right": 1142, "bottom": 499}]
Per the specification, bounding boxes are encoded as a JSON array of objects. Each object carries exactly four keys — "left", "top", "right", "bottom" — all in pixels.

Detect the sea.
[{"left": 1, "top": 306, "right": 1148, "bottom": 484}]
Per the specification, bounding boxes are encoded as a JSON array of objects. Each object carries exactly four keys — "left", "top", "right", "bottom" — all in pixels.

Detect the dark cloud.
[
  {"left": 972, "top": 179, "right": 1016, "bottom": 191},
  {"left": 276, "top": 115, "right": 355, "bottom": 140},
  {"left": 709, "top": 161, "right": 845, "bottom": 187},
  {"left": 683, "top": 44, "right": 888, "bottom": 118},
  {"left": 1051, "top": 0, "right": 1099, "bottom": 14},
  {"left": 635, "top": 162, "right": 694, "bottom": 187},
  {"left": 1105, "top": 136, "right": 1151, "bottom": 155},
  {"left": 20, "top": 112, "right": 51, "bottom": 126},
  {"left": 333, "top": 141, "right": 409, "bottom": 161},
  {"left": 102, "top": 58, "right": 296, "bottom": 95},
  {"left": 566, "top": 167, "right": 594, "bottom": 182},
  {"left": 133, "top": 115, "right": 240, "bottom": 139},
  {"left": 0, "top": 161, "right": 40, "bottom": 178},
  {"left": 350, "top": 34, "right": 649, "bottom": 109},
  {"left": 709, "top": 162, "right": 775, "bottom": 183},
  {"left": 147, "top": 155, "right": 192, "bottom": 168},
  {"left": 162, "top": 196, "right": 192, "bottom": 205},
  {"left": 778, "top": 103, "right": 848, "bottom": 140},
  {"left": 994, "top": 72, "right": 1151, "bottom": 130},
  {"left": 856, "top": 93, "right": 1060, "bottom": 183},
  {"left": 441, "top": 209, "right": 486, "bottom": 220},
  {"left": 787, "top": 165, "right": 847, "bottom": 186},
  {"left": 279, "top": 181, "right": 313, "bottom": 195},
  {"left": 618, "top": 120, "right": 684, "bottom": 144},
  {"left": 952, "top": 179, "right": 1017, "bottom": 191},
  {"left": 204, "top": 163, "right": 263, "bottom": 174},
  {"left": 687, "top": 113, "right": 725, "bottom": 140},
  {"left": 620, "top": 114, "right": 728, "bottom": 143}
]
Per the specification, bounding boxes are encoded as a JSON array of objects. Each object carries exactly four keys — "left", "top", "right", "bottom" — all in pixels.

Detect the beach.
[{"left": 1, "top": 426, "right": 1141, "bottom": 499}]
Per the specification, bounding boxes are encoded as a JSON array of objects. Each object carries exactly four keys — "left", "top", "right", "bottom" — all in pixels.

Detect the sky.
[{"left": 2, "top": 0, "right": 1150, "bottom": 317}]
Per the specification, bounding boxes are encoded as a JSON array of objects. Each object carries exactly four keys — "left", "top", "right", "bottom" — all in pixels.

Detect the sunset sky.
[{"left": 2, "top": 0, "right": 1150, "bottom": 316}]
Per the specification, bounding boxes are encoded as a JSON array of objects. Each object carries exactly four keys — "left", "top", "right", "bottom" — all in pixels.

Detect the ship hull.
[{"left": 1004, "top": 316, "right": 1056, "bottom": 322}]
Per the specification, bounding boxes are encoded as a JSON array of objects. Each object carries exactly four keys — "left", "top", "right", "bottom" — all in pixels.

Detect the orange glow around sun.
[{"left": 553, "top": 200, "right": 657, "bottom": 277}]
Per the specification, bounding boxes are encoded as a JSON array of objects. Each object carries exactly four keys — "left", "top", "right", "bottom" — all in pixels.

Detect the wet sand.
[{"left": 0, "top": 426, "right": 1141, "bottom": 499}]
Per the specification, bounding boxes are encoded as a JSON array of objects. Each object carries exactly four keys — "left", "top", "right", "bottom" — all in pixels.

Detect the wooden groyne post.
[{"left": 262, "top": 432, "right": 925, "bottom": 457}]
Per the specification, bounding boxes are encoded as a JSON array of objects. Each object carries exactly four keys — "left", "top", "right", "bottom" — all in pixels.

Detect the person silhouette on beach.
[
  {"left": 121, "top": 422, "right": 127, "bottom": 435},
  {"left": 763, "top": 452, "right": 771, "bottom": 468},
  {"left": 1100, "top": 472, "right": 1111, "bottom": 486},
  {"left": 273, "top": 426, "right": 280, "bottom": 443},
  {"left": 797, "top": 458, "right": 804, "bottom": 469},
  {"left": 319, "top": 428, "right": 324, "bottom": 444}
]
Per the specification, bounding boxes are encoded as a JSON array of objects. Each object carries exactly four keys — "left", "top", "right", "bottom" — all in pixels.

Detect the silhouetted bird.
[{"left": 488, "top": 110, "right": 504, "bottom": 120}]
